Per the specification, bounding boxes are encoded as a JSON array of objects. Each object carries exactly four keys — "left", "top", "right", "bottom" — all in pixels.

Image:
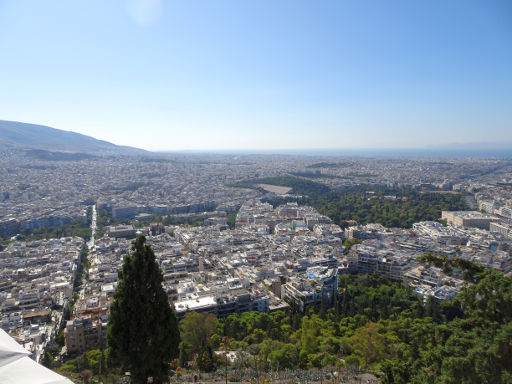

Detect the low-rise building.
[
  {"left": 442, "top": 211, "right": 499, "bottom": 230},
  {"left": 281, "top": 266, "right": 338, "bottom": 312},
  {"left": 107, "top": 225, "right": 136, "bottom": 239},
  {"left": 64, "top": 316, "right": 106, "bottom": 355}
]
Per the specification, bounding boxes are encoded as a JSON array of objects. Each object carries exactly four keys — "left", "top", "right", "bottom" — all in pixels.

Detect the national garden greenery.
[{"left": 235, "top": 175, "right": 469, "bottom": 228}]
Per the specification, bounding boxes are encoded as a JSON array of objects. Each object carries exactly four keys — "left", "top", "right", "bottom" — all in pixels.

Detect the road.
[{"left": 87, "top": 204, "right": 97, "bottom": 250}]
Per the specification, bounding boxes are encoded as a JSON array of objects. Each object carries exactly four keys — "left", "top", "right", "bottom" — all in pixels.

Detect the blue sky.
[{"left": 0, "top": 0, "right": 510, "bottom": 151}]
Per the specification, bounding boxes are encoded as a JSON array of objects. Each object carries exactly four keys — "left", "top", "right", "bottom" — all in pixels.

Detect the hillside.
[{"left": 0, "top": 120, "right": 145, "bottom": 154}]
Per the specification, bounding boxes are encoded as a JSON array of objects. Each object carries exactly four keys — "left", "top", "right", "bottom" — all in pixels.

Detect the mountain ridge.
[{"left": 0, "top": 120, "right": 146, "bottom": 154}]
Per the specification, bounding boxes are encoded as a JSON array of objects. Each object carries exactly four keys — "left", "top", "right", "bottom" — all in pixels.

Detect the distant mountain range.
[{"left": 0, "top": 120, "right": 145, "bottom": 154}]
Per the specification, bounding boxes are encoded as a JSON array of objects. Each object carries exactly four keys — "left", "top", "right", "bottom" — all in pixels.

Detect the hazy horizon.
[
  {"left": 156, "top": 146, "right": 512, "bottom": 158},
  {"left": 2, "top": 118, "right": 512, "bottom": 158},
  {"left": 0, "top": 0, "right": 511, "bottom": 151}
]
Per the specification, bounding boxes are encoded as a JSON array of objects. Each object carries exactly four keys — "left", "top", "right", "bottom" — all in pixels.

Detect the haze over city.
[{"left": 0, "top": 0, "right": 511, "bottom": 151}]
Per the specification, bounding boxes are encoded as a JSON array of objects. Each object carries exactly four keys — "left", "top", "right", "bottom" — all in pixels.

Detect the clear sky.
[{"left": 0, "top": 0, "right": 511, "bottom": 151}]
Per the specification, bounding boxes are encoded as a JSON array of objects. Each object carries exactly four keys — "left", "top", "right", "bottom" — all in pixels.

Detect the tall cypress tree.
[{"left": 108, "top": 235, "right": 180, "bottom": 384}]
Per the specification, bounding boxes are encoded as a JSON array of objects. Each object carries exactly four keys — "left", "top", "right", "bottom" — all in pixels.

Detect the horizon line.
[{"left": 149, "top": 147, "right": 512, "bottom": 158}]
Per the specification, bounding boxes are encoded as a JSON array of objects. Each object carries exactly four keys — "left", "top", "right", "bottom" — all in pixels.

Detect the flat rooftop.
[
  {"left": 443, "top": 211, "right": 495, "bottom": 219},
  {"left": 174, "top": 295, "right": 217, "bottom": 313}
]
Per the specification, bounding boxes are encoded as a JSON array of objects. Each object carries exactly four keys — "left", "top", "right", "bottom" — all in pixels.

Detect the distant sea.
[{"left": 166, "top": 148, "right": 512, "bottom": 158}]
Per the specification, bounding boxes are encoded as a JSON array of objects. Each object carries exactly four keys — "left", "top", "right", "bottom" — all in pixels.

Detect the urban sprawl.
[{"left": 1, "top": 151, "right": 512, "bottom": 361}]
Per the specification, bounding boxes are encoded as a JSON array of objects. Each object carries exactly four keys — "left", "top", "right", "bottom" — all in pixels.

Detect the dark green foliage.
[
  {"left": 233, "top": 178, "right": 468, "bottom": 229},
  {"left": 95, "top": 207, "right": 114, "bottom": 237},
  {"left": 86, "top": 205, "right": 93, "bottom": 226},
  {"left": 73, "top": 244, "right": 90, "bottom": 290},
  {"left": 227, "top": 209, "right": 239, "bottom": 229},
  {"left": 59, "top": 349, "right": 105, "bottom": 374},
  {"left": 411, "top": 270, "right": 512, "bottom": 383},
  {"left": 289, "top": 171, "right": 337, "bottom": 179},
  {"left": 214, "top": 274, "right": 429, "bottom": 371},
  {"left": 308, "top": 186, "right": 469, "bottom": 229},
  {"left": 107, "top": 235, "right": 180, "bottom": 384},
  {"left": 161, "top": 215, "right": 204, "bottom": 227},
  {"left": 306, "top": 162, "right": 342, "bottom": 169},
  {"left": 418, "top": 253, "right": 485, "bottom": 282},
  {"left": 55, "top": 329, "right": 65, "bottom": 349},
  {"left": 178, "top": 342, "right": 187, "bottom": 368},
  {"left": 179, "top": 311, "right": 217, "bottom": 355},
  {"left": 42, "top": 352, "right": 56, "bottom": 369},
  {"left": 337, "top": 273, "right": 422, "bottom": 321},
  {"left": 196, "top": 345, "right": 216, "bottom": 372},
  {"left": 16, "top": 221, "right": 91, "bottom": 242},
  {"left": 178, "top": 312, "right": 220, "bottom": 370},
  {"left": 200, "top": 272, "right": 512, "bottom": 382},
  {"left": 343, "top": 237, "right": 362, "bottom": 250}
]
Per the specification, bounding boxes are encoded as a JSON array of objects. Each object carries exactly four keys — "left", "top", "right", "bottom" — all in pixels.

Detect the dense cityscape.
[
  {"left": 1, "top": 146, "right": 512, "bottom": 382},
  {"left": 1, "top": 1, "right": 511, "bottom": 382}
]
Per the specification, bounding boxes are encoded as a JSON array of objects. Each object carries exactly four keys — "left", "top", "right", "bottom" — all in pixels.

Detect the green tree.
[
  {"left": 107, "top": 235, "right": 180, "bottom": 384},
  {"left": 178, "top": 342, "right": 188, "bottom": 368},
  {"left": 349, "top": 322, "right": 386, "bottom": 366},
  {"left": 196, "top": 345, "right": 216, "bottom": 372},
  {"left": 343, "top": 237, "right": 362, "bottom": 250},
  {"left": 300, "top": 315, "right": 320, "bottom": 354},
  {"left": 412, "top": 271, "right": 512, "bottom": 383},
  {"left": 180, "top": 311, "right": 217, "bottom": 354},
  {"left": 41, "top": 352, "right": 55, "bottom": 369},
  {"left": 268, "top": 343, "right": 299, "bottom": 369}
]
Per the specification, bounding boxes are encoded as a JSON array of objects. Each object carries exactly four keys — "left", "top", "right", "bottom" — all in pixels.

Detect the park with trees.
[{"left": 233, "top": 175, "right": 469, "bottom": 229}]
